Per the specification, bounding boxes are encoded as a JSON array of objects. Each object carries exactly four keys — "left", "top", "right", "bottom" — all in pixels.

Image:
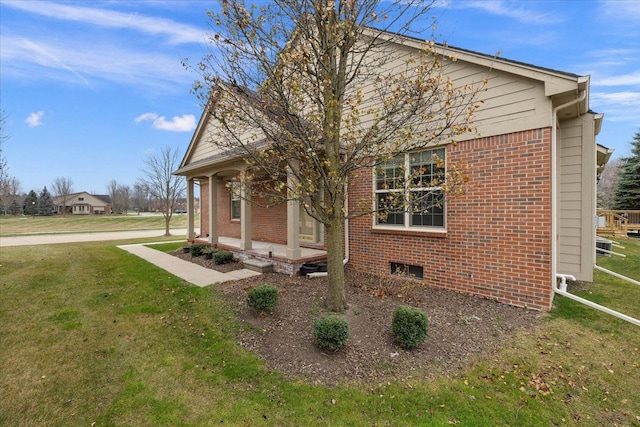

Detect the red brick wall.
[
  {"left": 200, "top": 179, "right": 288, "bottom": 244},
  {"left": 348, "top": 128, "right": 553, "bottom": 310}
]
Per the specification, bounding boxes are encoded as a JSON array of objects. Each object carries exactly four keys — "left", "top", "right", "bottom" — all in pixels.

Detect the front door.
[{"left": 299, "top": 204, "right": 318, "bottom": 242}]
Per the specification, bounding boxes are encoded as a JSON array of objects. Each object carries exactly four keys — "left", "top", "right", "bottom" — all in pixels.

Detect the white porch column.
[
  {"left": 286, "top": 164, "right": 301, "bottom": 260},
  {"left": 208, "top": 175, "right": 218, "bottom": 245},
  {"left": 239, "top": 173, "right": 252, "bottom": 251},
  {"left": 186, "top": 177, "right": 195, "bottom": 240}
]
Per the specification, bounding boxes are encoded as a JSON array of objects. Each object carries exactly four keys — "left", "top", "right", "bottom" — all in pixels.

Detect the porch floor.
[{"left": 195, "top": 236, "right": 327, "bottom": 263}]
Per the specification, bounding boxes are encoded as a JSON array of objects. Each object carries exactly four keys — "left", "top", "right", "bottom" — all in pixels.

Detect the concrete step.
[{"left": 244, "top": 258, "right": 274, "bottom": 273}]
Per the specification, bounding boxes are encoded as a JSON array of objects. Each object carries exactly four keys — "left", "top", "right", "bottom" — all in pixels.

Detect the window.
[
  {"left": 390, "top": 262, "right": 424, "bottom": 279},
  {"left": 230, "top": 180, "right": 241, "bottom": 220},
  {"left": 375, "top": 147, "right": 445, "bottom": 228}
]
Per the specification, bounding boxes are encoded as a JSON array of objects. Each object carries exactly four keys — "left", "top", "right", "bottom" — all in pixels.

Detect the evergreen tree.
[
  {"left": 8, "top": 198, "right": 21, "bottom": 215},
  {"left": 23, "top": 190, "right": 38, "bottom": 215},
  {"left": 613, "top": 131, "right": 640, "bottom": 210},
  {"left": 37, "top": 186, "right": 54, "bottom": 216}
]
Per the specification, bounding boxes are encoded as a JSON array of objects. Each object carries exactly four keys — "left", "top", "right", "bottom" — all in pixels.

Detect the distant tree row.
[{"left": 1, "top": 138, "right": 185, "bottom": 235}]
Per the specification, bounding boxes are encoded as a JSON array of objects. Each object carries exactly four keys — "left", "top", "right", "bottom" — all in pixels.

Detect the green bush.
[
  {"left": 392, "top": 305, "right": 428, "bottom": 349},
  {"left": 246, "top": 285, "right": 278, "bottom": 314},
  {"left": 313, "top": 316, "right": 349, "bottom": 351},
  {"left": 213, "top": 250, "right": 234, "bottom": 265},
  {"left": 189, "top": 244, "right": 209, "bottom": 257}
]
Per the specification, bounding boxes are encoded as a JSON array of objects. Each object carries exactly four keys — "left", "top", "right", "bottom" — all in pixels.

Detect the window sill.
[{"left": 371, "top": 227, "right": 447, "bottom": 238}]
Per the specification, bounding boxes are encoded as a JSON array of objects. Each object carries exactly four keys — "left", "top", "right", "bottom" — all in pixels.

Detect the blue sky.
[{"left": 1, "top": 0, "right": 639, "bottom": 195}]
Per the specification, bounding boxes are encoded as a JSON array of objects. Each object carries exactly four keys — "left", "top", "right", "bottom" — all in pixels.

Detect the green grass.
[
  {"left": 146, "top": 241, "right": 187, "bottom": 253},
  {"left": 1, "top": 238, "right": 639, "bottom": 426},
  {"left": 0, "top": 213, "right": 197, "bottom": 236}
]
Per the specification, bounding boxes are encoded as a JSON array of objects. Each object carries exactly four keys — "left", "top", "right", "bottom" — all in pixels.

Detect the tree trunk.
[
  {"left": 164, "top": 214, "right": 171, "bottom": 237},
  {"left": 325, "top": 212, "right": 347, "bottom": 312}
]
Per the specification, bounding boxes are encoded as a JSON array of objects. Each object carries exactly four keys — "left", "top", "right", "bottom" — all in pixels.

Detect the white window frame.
[
  {"left": 230, "top": 180, "right": 241, "bottom": 221},
  {"left": 373, "top": 147, "right": 446, "bottom": 231}
]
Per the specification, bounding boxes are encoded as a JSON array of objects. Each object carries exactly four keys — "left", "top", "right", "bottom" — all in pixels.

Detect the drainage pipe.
[
  {"left": 550, "top": 89, "right": 586, "bottom": 307},
  {"left": 594, "top": 264, "right": 640, "bottom": 287},
  {"left": 554, "top": 274, "right": 640, "bottom": 326},
  {"left": 595, "top": 247, "right": 626, "bottom": 257}
]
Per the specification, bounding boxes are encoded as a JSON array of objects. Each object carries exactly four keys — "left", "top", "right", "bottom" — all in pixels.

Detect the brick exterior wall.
[
  {"left": 200, "top": 179, "right": 288, "bottom": 245},
  {"left": 348, "top": 128, "right": 553, "bottom": 310}
]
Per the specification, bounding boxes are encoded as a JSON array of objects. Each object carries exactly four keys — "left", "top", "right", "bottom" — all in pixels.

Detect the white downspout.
[{"left": 551, "top": 90, "right": 586, "bottom": 305}]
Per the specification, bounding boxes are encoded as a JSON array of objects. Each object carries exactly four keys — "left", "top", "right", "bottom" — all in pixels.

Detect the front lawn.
[
  {"left": 0, "top": 238, "right": 638, "bottom": 426},
  {"left": 0, "top": 213, "right": 196, "bottom": 236}
]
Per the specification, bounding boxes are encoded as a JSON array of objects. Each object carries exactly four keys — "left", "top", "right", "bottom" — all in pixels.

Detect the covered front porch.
[
  {"left": 190, "top": 235, "right": 327, "bottom": 275},
  {"left": 181, "top": 171, "right": 327, "bottom": 275}
]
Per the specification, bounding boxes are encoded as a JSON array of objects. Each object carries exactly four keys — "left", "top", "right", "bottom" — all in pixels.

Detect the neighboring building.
[
  {"left": 174, "top": 32, "right": 608, "bottom": 311},
  {"left": 54, "top": 192, "right": 112, "bottom": 215}
]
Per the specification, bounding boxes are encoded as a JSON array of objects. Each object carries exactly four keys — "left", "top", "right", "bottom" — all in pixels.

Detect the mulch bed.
[{"left": 171, "top": 249, "right": 542, "bottom": 386}]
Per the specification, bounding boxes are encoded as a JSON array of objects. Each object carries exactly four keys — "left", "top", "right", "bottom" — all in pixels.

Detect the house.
[
  {"left": 54, "top": 192, "right": 112, "bottom": 215},
  {"left": 174, "top": 32, "right": 608, "bottom": 311}
]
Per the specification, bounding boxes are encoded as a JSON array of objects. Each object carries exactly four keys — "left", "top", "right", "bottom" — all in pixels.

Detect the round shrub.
[
  {"left": 392, "top": 305, "right": 428, "bottom": 349},
  {"left": 213, "top": 250, "right": 234, "bottom": 265},
  {"left": 313, "top": 316, "right": 349, "bottom": 351},
  {"left": 246, "top": 284, "right": 278, "bottom": 314},
  {"left": 189, "top": 244, "right": 209, "bottom": 257}
]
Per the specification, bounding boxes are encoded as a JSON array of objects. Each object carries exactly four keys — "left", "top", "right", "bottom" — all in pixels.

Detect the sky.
[{"left": 1, "top": 0, "right": 639, "bottom": 195}]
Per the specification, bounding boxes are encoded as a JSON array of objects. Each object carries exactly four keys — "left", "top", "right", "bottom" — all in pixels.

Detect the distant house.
[
  {"left": 54, "top": 192, "right": 112, "bottom": 215},
  {"left": 175, "top": 31, "right": 609, "bottom": 311}
]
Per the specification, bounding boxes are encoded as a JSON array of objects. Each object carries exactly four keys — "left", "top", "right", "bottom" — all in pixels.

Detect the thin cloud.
[
  {"left": 593, "top": 70, "right": 640, "bottom": 87},
  {"left": 5, "top": 37, "right": 91, "bottom": 87},
  {"left": 444, "top": 0, "right": 560, "bottom": 25},
  {"left": 591, "top": 91, "right": 640, "bottom": 123},
  {"left": 135, "top": 113, "right": 196, "bottom": 132},
  {"left": 25, "top": 111, "right": 44, "bottom": 127},
  {"left": 599, "top": 0, "right": 640, "bottom": 21},
  {"left": 1, "top": 35, "right": 192, "bottom": 91},
  {"left": 3, "top": 0, "right": 206, "bottom": 45}
]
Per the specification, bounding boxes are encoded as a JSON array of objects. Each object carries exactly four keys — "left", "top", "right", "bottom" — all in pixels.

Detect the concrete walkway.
[{"left": 117, "top": 243, "right": 262, "bottom": 287}]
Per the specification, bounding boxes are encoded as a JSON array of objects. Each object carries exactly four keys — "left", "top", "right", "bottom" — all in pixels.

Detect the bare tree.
[
  {"left": 107, "top": 180, "right": 119, "bottom": 213},
  {"left": 597, "top": 158, "right": 622, "bottom": 209},
  {"left": 117, "top": 183, "right": 131, "bottom": 214},
  {"left": 0, "top": 108, "right": 13, "bottom": 213},
  {"left": 51, "top": 176, "right": 74, "bottom": 215},
  {"left": 188, "top": 1, "right": 483, "bottom": 311},
  {"left": 132, "top": 182, "right": 151, "bottom": 214},
  {"left": 139, "top": 146, "right": 186, "bottom": 236},
  {"left": 106, "top": 180, "right": 131, "bottom": 214},
  {"left": 0, "top": 108, "right": 9, "bottom": 184},
  {"left": 0, "top": 176, "right": 21, "bottom": 215}
]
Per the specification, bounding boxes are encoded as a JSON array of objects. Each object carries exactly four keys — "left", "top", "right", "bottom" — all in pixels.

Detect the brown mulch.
[{"left": 171, "top": 249, "right": 543, "bottom": 386}]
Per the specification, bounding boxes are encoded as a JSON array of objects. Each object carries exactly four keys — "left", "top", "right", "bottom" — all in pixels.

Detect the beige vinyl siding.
[
  {"left": 353, "top": 43, "right": 552, "bottom": 142},
  {"left": 557, "top": 116, "right": 596, "bottom": 281},
  {"left": 188, "top": 119, "right": 226, "bottom": 162},
  {"left": 189, "top": 116, "right": 267, "bottom": 164}
]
